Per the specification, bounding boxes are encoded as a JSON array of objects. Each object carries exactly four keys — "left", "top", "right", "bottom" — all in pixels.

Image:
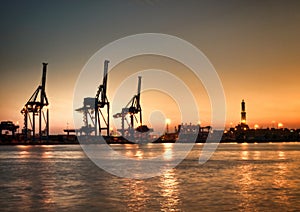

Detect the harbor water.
[{"left": 0, "top": 143, "right": 300, "bottom": 211}]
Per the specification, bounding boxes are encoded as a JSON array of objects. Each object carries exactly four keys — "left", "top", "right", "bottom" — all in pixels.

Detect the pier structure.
[
  {"left": 21, "top": 63, "right": 49, "bottom": 141},
  {"left": 0, "top": 121, "right": 19, "bottom": 137},
  {"left": 76, "top": 60, "right": 110, "bottom": 136}
]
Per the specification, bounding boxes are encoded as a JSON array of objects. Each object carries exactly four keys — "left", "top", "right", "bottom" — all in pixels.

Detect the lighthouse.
[{"left": 241, "top": 99, "right": 246, "bottom": 124}]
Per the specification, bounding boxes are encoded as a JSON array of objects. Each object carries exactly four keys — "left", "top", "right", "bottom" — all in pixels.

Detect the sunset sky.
[{"left": 1, "top": 0, "right": 300, "bottom": 134}]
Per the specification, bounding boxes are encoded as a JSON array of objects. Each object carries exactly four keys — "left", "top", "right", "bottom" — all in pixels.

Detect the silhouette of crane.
[
  {"left": 113, "top": 76, "right": 150, "bottom": 139},
  {"left": 76, "top": 60, "right": 110, "bottom": 136},
  {"left": 21, "top": 63, "right": 49, "bottom": 141},
  {"left": 95, "top": 60, "right": 110, "bottom": 136}
]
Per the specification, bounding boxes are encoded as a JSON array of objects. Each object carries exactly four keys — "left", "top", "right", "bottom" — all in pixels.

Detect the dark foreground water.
[{"left": 0, "top": 143, "right": 300, "bottom": 211}]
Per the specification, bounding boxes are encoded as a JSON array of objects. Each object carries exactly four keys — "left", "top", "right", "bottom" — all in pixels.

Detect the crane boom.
[
  {"left": 93, "top": 60, "right": 110, "bottom": 136},
  {"left": 41, "top": 63, "right": 48, "bottom": 105},
  {"left": 136, "top": 76, "right": 141, "bottom": 109},
  {"left": 41, "top": 63, "right": 47, "bottom": 91},
  {"left": 101, "top": 60, "right": 109, "bottom": 103},
  {"left": 96, "top": 60, "right": 109, "bottom": 107}
]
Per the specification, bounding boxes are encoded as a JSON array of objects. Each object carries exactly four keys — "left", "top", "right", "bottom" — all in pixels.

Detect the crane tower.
[
  {"left": 76, "top": 60, "right": 110, "bottom": 136},
  {"left": 21, "top": 63, "right": 49, "bottom": 141},
  {"left": 113, "top": 76, "right": 151, "bottom": 140}
]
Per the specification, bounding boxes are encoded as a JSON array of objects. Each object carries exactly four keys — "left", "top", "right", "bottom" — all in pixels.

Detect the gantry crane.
[
  {"left": 76, "top": 60, "right": 110, "bottom": 136},
  {"left": 21, "top": 63, "right": 49, "bottom": 141},
  {"left": 113, "top": 76, "right": 150, "bottom": 139}
]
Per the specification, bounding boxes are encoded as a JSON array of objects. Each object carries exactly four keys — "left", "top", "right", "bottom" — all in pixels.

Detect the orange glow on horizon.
[{"left": 1, "top": 54, "right": 300, "bottom": 134}]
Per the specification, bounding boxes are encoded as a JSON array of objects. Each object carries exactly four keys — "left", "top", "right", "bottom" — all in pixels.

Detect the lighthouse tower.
[{"left": 241, "top": 99, "right": 246, "bottom": 124}]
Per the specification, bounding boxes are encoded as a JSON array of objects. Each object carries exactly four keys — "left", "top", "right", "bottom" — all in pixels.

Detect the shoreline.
[
  {"left": 1, "top": 129, "right": 300, "bottom": 145},
  {"left": 1, "top": 139, "right": 300, "bottom": 146}
]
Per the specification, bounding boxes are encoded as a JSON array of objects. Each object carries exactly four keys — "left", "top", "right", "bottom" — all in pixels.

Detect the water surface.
[{"left": 0, "top": 143, "right": 299, "bottom": 211}]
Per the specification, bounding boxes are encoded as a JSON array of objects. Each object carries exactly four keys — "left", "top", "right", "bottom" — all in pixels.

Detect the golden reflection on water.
[
  {"left": 134, "top": 150, "right": 144, "bottom": 159},
  {"left": 40, "top": 181, "right": 55, "bottom": 206},
  {"left": 125, "top": 179, "right": 148, "bottom": 211},
  {"left": 19, "top": 150, "right": 30, "bottom": 158},
  {"left": 236, "top": 147, "right": 292, "bottom": 210},
  {"left": 123, "top": 145, "right": 143, "bottom": 159},
  {"left": 17, "top": 145, "right": 30, "bottom": 149},
  {"left": 274, "top": 162, "right": 287, "bottom": 190},
  {"left": 123, "top": 168, "right": 180, "bottom": 211},
  {"left": 159, "top": 169, "right": 180, "bottom": 211},
  {"left": 241, "top": 151, "right": 249, "bottom": 160},
  {"left": 42, "top": 151, "right": 53, "bottom": 159},
  {"left": 241, "top": 144, "right": 249, "bottom": 161},
  {"left": 17, "top": 146, "right": 31, "bottom": 159},
  {"left": 3, "top": 143, "right": 300, "bottom": 211},
  {"left": 162, "top": 143, "right": 174, "bottom": 161},
  {"left": 273, "top": 151, "right": 291, "bottom": 206},
  {"left": 278, "top": 151, "right": 285, "bottom": 160},
  {"left": 237, "top": 163, "right": 257, "bottom": 210},
  {"left": 237, "top": 146, "right": 261, "bottom": 210},
  {"left": 253, "top": 151, "right": 261, "bottom": 160},
  {"left": 122, "top": 143, "right": 175, "bottom": 160}
]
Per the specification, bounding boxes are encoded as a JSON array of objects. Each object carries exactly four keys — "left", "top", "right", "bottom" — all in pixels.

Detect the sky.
[{"left": 1, "top": 0, "right": 300, "bottom": 134}]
